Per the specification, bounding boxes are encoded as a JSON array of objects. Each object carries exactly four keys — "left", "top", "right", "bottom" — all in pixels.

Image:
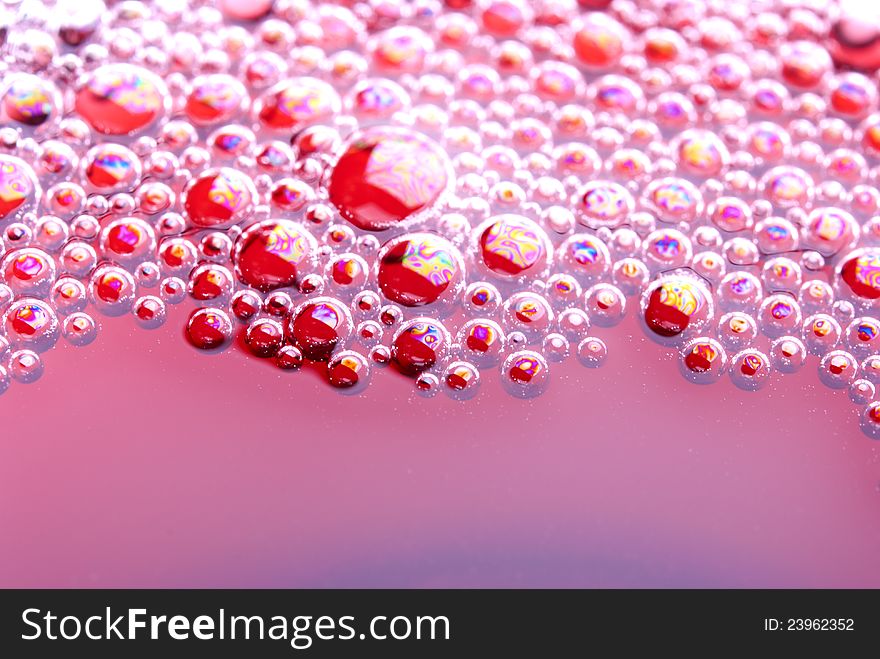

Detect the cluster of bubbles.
[{"left": 2, "top": 0, "right": 880, "bottom": 434}]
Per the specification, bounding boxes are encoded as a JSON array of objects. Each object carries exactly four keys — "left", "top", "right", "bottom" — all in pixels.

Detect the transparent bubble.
[
  {"left": 8, "top": 349, "right": 43, "bottom": 384},
  {"left": 718, "top": 312, "right": 758, "bottom": 350},
  {"left": 679, "top": 337, "right": 727, "bottom": 384},
  {"left": 327, "top": 350, "right": 370, "bottom": 393},
  {"left": 729, "top": 349, "right": 771, "bottom": 391},
  {"left": 132, "top": 295, "right": 166, "bottom": 329},
  {"left": 501, "top": 350, "right": 549, "bottom": 398},
  {"left": 414, "top": 372, "right": 441, "bottom": 398},
  {"left": 62, "top": 312, "right": 98, "bottom": 347},
  {"left": 443, "top": 361, "right": 481, "bottom": 400},
  {"left": 584, "top": 283, "right": 626, "bottom": 327},
  {"left": 818, "top": 350, "right": 858, "bottom": 389},
  {"left": 770, "top": 336, "right": 807, "bottom": 374},
  {"left": 849, "top": 379, "right": 876, "bottom": 405},
  {"left": 758, "top": 293, "right": 802, "bottom": 338},
  {"left": 845, "top": 317, "right": 880, "bottom": 357},
  {"left": 576, "top": 336, "right": 608, "bottom": 368}
]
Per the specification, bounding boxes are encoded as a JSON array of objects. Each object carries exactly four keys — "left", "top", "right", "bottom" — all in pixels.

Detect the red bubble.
[
  {"left": 185, "top": 308, "right": 232, "bottom": 350},
  {"left": 234, "top": 220, "right": 315, "bottom": 292},
  {"left": 287, "top": 298, "right": 351, "bottom": 361}
]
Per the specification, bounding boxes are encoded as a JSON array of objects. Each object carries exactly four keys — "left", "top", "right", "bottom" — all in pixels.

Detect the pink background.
[{"left": 1, "top": 303, "right": 879, "bottom": 588}]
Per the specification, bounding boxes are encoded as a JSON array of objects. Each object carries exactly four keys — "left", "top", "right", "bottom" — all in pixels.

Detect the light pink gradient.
[{"left": 0, "top": 304, "right": 878, "bottom": 587}]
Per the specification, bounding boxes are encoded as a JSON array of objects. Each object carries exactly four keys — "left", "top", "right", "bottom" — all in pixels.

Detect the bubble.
[
  {"left": 233, "top": 219, "right": 317, "bottom": 292},
  {"left": 803, "top": 207, "right": 857, "bottom": 257},
  {"left": 641, "top": 276, "right": 714, "bottom": 342},
  {"left": 476, "top": 214, "right": 551, "bottom": 279},
  {"left": 75, "top": 64, "right": 168, "bottom": 136},
  {"left": 544, "top": 274, "right": 582, "bottom": 309},
  {"left": 1, "top": 73, "right": 60, "bottom": 127},
  {"left": 501, "top": 349, "right": 549, "bottom": 398},
  {"left": 328, "top": 126, "right": 451, "bottom": 232},
  {"left": 759, "top": 166, "right": 813, "bottom": 208},
  {"left": 679, "top": 337, "right": 727, "bottom": 384},
  {"left": 502, "top": 291, "right": 554, "bottom": 337},
  {"left": 188, "top": 264, "right": 234, "bottom": 303},
  {"left": 444, "top": 361, "right": 481, "bottom": 400},
  {"left": 845, "top": 317, "right": 880, "bottom": 357},
  {"left": 849, "top": 379, "right": 876, "bottom": 405},
  {"left": 729, "top": 349, "right": 771, "bottom": 391},
  {"left": 860, "top": 401, "right": 880, "bottom": 439},
  {"left": 458, "top": 318, "right": 505, "bottom": 366},
  {"left": 558, "top": 234, "right": 610, "bottom": 282},
  {"left": 0, "top": 156, "right": 39, "bottom": 222},
  {"left": 802, "top": 313, "right": 842, "bottom": 356},
  {"left": 84, "top": 143, "right": 141, "bottom": 192},
  {"left": 838, "top": 249, "right": 880, "bottom": 301},
  {"left": 584, "top": 283, "right": 626, "bottom": 327},
  {"left": 327, "top": 350, "right": 370, "bottom": 392},
  {"left": 414, "top": 372, "right": 441, "bottom": 398},
  {"left": 717, "top": 271, "right": 763, "bottom": 311},
  {"left": 287, "top": 297, "right": 352, "bottom": 361},
  {"left": 348, "top": 78, "right": 410, "bottom": 119},
  {"left": 2, "top": 247, "right": 56, "bottom": 296},
  {"left": 376, "top": 232, "right": 463, "bottom": 307},
  {"left": 770, "top": 336, "right": 807, "bottom": 374},
  {"left": 8, "top": 349, "right": 43, "bottom": 384},
  {"left": 254, "top": 76, "right": 340, "bottom": 131},
  {"left": 3, "top": 298, "right": 59, "bottom": 351},
  {"left": 186, "top": 307, "right": 233, "bottom": 351},
  {"left": 543, "top": 333, "right": 570, "bottom": 362},
  {"left": 717, "top": 311, "right": 758, "bottom": 350},
  {"left": 576, "top": 336, "right": 607, "bottom": 368},
  {"left": 100, "top": 217, "right": 156, "bottom": 264},
  {"left": 758, "top": 293, "right": 802, "bottom": 338},
  {"left": 183, "top": 168, "right": 257, "bottom": 229},
  {"left": 131, "top": 295, "right": 165, "bottom": 329},
  {"left": 573, "top": 180, "right": 633, "bottom": 229},
  {"left": 861, "top": 355, "right": 880, "bottom": 385},
  {"left": 673, "top": 129, "right": 729, "bottom": 177},
  {"left": 89, "top": 265, "right": 135, "bottom": 316},
  {"left": 185, "top": 73, "right": 247, "bottom": 126},
  {"left": 391, "top": 317, "right": 449, "bottom": 376},
  {"left": 159, "top": 277, "right": 187, "bottom": 304},
  {"left": 828, "top": 72, "right": 877, "bottom": 118},
  {"left": 642, "top": 229, "right": 692, "bottom": 271},
  {"left": 462, "top": 282, "right": 502, "bottom": 315},
  {"left": 818, "top": 350, "right": 858, "bottom": 389},
  {"left": 643, "top": 177, "right": 703, "bottom": 224},
  {"left": 328, "top": 253, "right": 368, "bottom": 291}
]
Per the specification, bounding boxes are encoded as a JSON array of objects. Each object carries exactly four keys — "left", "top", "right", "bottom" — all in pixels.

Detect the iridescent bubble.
[
  {"left": 458, "top": 318, "right": 505, "bottom": 366},
  {"left": 584, "top": 283, "right": 626, "bottom": 327},
  {"left": 758, "top": 293, "right": 802, "bottom": 338},
  {"left": 641, "top": 276, "right": 714, "bottom": 343},
  {"left": 770, "top": 336, "right": 807, "bottom": 374},
  {"left": 84, "top": 143, "right": 141, "bottom": 192},
  {"left": 233, "top": 219, "right": 317, "bottom": 292},
  {"left": 126, "top": 282, "right": 164, "bottom": 323},
  {"left": 558, "top": 234, "right": 610, "bottom": 282},
  {"left": 185, "top": 73, "right": 248, "bottom": 126},
  {"left": 717, "top": 271, "right": 763, "bottom": 311},
  {"left": 1, "top": 73, "right": 60, "bottom": 127},
  {"left": 100, "top": 217, "right": 156, "bottom": 264},
  {"left": 759, "top": 166, "right": 813, "bottom": 208},
  {"left": 502, "top": 291, "right": 554, "bottom": 337},
  {"left": 0, "top": 155, "right": 39, "bottom": 222},
  {"left": 612, "top": 258, "right": 650, "bottom": 295},
  {"left": 90, "top": 265, "right": 136, "bottom": 316},
  {"left": 327, "top": 350, "right": 370, "bottom": 392},
  {"left": 443, "top": 361, "right": 481, "bottom": 400},
  {"left": 288, "top": 297, "right": 353, "bottom": 361},
  {"left": 673, "top": 129, "right": 729, "bottom": 177},
  {"left": 818, "top": 350, "right": 858, "bottom": 389},
  {"left": 3, "top": 298, "right": 59, "bottom": 351},
  {"left": 576, "top": 336, "right": 607, "bottom": 368},
  {"left": 2, "top": 247, "right": 56, "bottom": 296},
  {"left": 679, "top": 337, "right": 727, "bottom": 384},
  {"left": 544, "top": 274, "right": 582, "bottom": 309},
  {"left": 643, "top": 177, "right": 703, "bottom": 224},
  {"left": 254, "top": 76, "right": 340, "bottom": 131},
  {"left": 642, "top": 229, "right": 692, "bottom": 272},
  {"left": 845, "top": 317, "right": 880, "bottom": 357},
  {"left": 186, "top": 307, "right": 233, "bottom": 351},
  {"left": 328, "top": 126, "right": 452, "bottom": 232},
  {"left": 802, "top": 313, "right": 842, "bottom": 356},
  {"left": 183, "top": 168, "right": 257, "bottom": 229},
  {"left": 718, "top": 312, "right": 758, "bottom": 350},
  {"left": 729, "top": 349, "right": 771, "bottom": 391},
  {"left": 376, "top": 232, "right": 463, "bottom": 308},
  {"left": 476, "top": 214, "right": 551, "bottom": 279},
  {"left": 573, "top": 180, "right": 633, "bottom": 229},
  {"left": 837, "top": 249, "right": 880, "bottom": 301},
  {"left": 501, "top": 350, "right": 549, "bottom": 398},
  {"left": 75, "top": 64, "right": 168, "bottom": 135},
  {"left": 803, "top": 207, "right": 857, "bottom": 257}
]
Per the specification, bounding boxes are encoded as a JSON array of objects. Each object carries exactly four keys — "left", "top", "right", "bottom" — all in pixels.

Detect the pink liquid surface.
[{"left": 0, "top": 302, "right": 878, "bottom": 588}]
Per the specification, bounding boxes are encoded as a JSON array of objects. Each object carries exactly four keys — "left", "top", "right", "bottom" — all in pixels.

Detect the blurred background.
[{"left": 0, "top": 301, "right": 878, "bottom": 588}]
